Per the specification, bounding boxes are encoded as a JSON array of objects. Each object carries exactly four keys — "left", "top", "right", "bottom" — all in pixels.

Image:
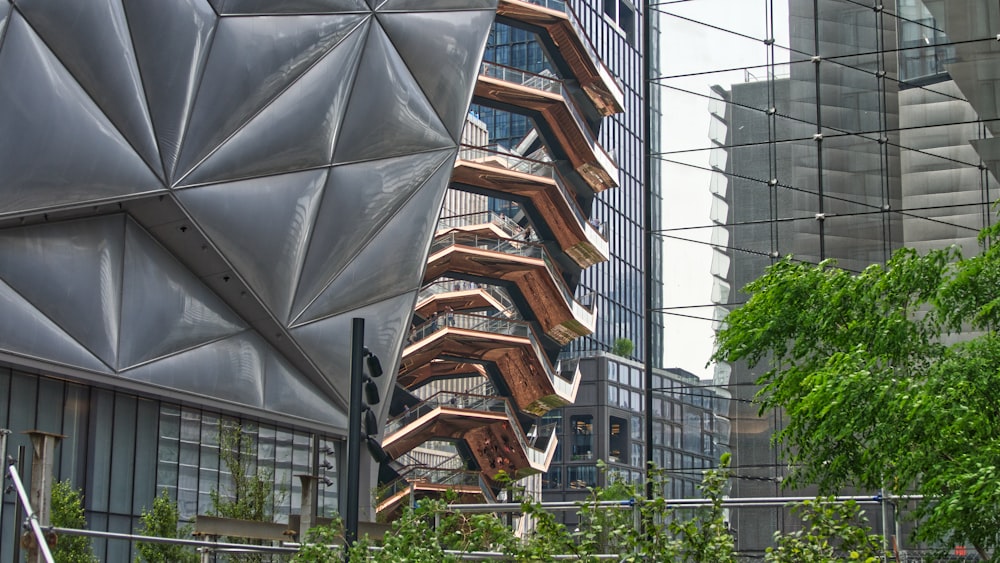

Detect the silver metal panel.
[
  {"left": 331, "top": 21, "right": 455, "bottom": 164},
  {"left": 0, "top": 2, "right": 10, "bottom": 43},
  {"left": 120, "top": 220, "right": 246, "bottom": 370},
  {"left": 296, "top": 153, "right": 455, "bottom": 323},
  {"left": 219, "top": 0, "right": 369, "bottom": 14},
  {"left": 124, "top": 0, "right": 217, "bottom": 181},
  {"left": 290, "top": 291, "right": 414, "bottom": 415},
  {"left": 0, "top": 278, "right": 111, "bottom": 374},
  {"left": 176, "top": 169, "right": 327, "bottom": 322},
  {"left": 181, "top": 19, "right": 366, "bottom": 186},
  {"left": 16, "top": 0, "right": 163, "bottom": 180},
  {"left": 377, "top": 0, "right": 497, "bottom": 10},
  {"left": 377, "top": 9, "right": 496, "bottom": 138},
  {"left": 0, "top": 12, "right": 163, "bottom": 215},
  {"left": 263, "top": 349, "right": 348, "bottom": 429},
  {"left": 0, "top": 216, "right": 124, "bottom": 368},
  {"left": 121, "top": 332, "right": 265, "bottom": 406},
  {"left": 292, "top": 149, "right": 454, "bottom": 321},
  {"left": 175, "top": 15, "right": 367, "bottom": 181}
]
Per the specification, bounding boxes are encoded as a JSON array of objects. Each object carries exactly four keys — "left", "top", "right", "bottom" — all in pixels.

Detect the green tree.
[
  {"left": 765, "top": 498, "right": 884, "bottom": 563},
  {"left": 713, "top": 227, "right": 1000, "bottom": 560},
  {"left": 612, "top": 338, "right": 634, "bottom": 357},
  {"left": 135, "top": 489, "right": 198, "bottom": 563},
  {"left": 50, "top": 480, "right": 98, "bottom": 563},
  {"left": 209, "top": 421, "right": 286, "bottom": 562}
]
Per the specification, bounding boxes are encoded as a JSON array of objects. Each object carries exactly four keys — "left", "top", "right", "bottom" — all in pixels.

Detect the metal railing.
[
  {"left": 509, "top": 0, "right": 625, "bottom": 102},
  {"left": 477, "top": 62, "right": 617, "bottom": 173},
  {"left": 480, "top": 61, "right": 562, "bottom": 94},
  {"left": 456, "top": 144, "right": 609, "bottom": 241},
  {"left": 437, "top": 210, "right": 524, "bottom": 239},
  {"left": 417, "top": 279, "right": 518, "bottom": 317},
  {"left": 406, "top": 311, "right": 577, "bottom": 396},
  {"left": 6, "top": 458, "right": 56, "bottom": 563},
  {"left": 428, "top": 231, "right": 596, "bottom": 316}
]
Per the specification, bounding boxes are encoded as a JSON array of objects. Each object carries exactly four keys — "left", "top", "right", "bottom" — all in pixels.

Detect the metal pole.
[
  {"left": 344, "top": 317, "right": 365, "bottom": 552},
  {"left": 5, "top": 462, "right": 55, "bottom": 563},
  {"left": 641, "top": 0, "right": 656, "bottom": 503},
  {"left": 0, "top": 428, "right": 9, "bottom": 543}
]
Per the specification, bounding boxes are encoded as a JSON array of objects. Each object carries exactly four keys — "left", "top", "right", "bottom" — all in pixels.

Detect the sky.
[{"left": 652, "top": 0, "right": 790, "bottom": 380}]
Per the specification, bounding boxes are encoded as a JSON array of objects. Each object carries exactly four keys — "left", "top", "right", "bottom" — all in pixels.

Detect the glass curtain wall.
[{"left": 648, "top": 0, "right": 999, "bottom": 555}]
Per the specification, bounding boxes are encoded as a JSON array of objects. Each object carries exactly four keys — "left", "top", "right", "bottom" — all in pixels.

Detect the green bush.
[
  {"left": 135, "top": 490, "right": 198, "bottom": 563},
  {"left": 50, "top": 480, "right": 98, "bottom": 563}
]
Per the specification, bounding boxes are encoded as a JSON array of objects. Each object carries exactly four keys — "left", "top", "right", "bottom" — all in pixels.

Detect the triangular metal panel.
[
  {"left": 181, "top": 21, "right": 367, "bottom": 186},
  {"left": 16, "top": 0, "right": 163, "bottom": 181},
  {"left": 219, "top": 0, "right": 370, "bottom": 14},
  {"left": 292, "top": 149, "right": 454, "bottom": 321},
  {"left": 120, "top": 331, "right": 265, "bottom": 407},
  {"left": 119, "top": 219, "right": 247, "bottom": 370},
  {"left": 376, "top": 0, "right": 498, "bottom": 10},
  {"left": 0, "top": 13, "right": 164, "bottom": 216},
  {"left": 331, "top": 21, "right": 455, "bottom": 164},
  {"left": 263, "top": 349, "right": 348, "bottom": 429},
  {"left": 208, "top": 0, "right": 226, "bottom": 13},
  {"left": 175, "top": 169, "right": 327, "bottom": 323},
  {"left": 0, "top": 278, "right": 111, "bottom": 374},
  {"left": 175, "top": 14, "right": 367, "bottom": 181},
  {"left": 949, "top": 61, "right": 1000, "bottom": 123},
  {"left": 0, "top": 2, "right": 10, "bottom": 44},
  {"left": 378, "top": 10, "right": 495, "bottom": 139},
  {"left": 124, "top": 0, "right": 218, "bottom": 182},
  {"left": 0, "top": 215, "right": 124, "bottom": 368},
  {"left": 296, "top": 153, "right": 455, "bottom": 323},
  {"left": 289, "top": 291, "right": 415, "bottom": 419}
]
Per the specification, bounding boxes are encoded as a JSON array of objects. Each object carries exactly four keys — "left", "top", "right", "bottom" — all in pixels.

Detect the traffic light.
[{"left": 360, "top": 346, "right": 389, "bottom": 463}]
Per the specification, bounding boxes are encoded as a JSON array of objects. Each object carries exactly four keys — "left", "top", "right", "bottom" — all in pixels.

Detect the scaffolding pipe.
[
  {"left": 0, "top": 429, "right": 9, "bottom": 542},
  {"left": 448, "top": 494, "right": 923, "bottom": 513},
  {"left": 5, "top": 461, "right": 55, "bottom": 563}
]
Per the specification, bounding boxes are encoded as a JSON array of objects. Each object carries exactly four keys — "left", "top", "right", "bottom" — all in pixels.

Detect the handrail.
[
  {"left": 428, "top": 231, "right": 594, "bottom": 315},
  {"left": 406, "top": 311, "right": 569, "bottom": 390},
  {"left": 437, "top": 210, "right": 524, "bottom": 239},
  {"left": 477, "top": 63, "right": 617, "bottom": 173},
  {"left": 456, "top": 144, "right": 609, "bottom": 241},
  {"left": 417, "top": 279, "right": 518, "bottom": 316},
  {"left": 508, "top": 0, "right": 625, "bottom": 101},
  {"left": 6, "top": 459, "right": 56, "bottom": 563},
  {"left": 480, "top": 61, "right": 562, "bottom": 94}
]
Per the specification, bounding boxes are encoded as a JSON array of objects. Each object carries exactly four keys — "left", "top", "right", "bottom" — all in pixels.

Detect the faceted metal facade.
[{"left": 0, "top": 0, "right": 497, "bottom": 432}]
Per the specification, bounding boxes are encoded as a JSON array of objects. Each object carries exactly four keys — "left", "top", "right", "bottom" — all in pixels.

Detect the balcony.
[
  {"left": 376, "top": 454, "right": 496, "bottom": 516},
  {"left": 399, "top": 313, "right": 581, "bottom": 416},
  {"left": 474, "top": 63, "right": 618, "bottom": 192},
  {"left": 414, "top": 279, "right": 516, "bottom": 321},
  {"left": 454, "top": 145, "right": 609, "bottom": 267},
  {"left": 381, "top": 389, "right": 559, "bottom": 479},
  {"left": 496, "top": 0, "right": 625, "bottom": 116},
  {"left": 424, "top": 230, "right": 596, "bottom": 345}
]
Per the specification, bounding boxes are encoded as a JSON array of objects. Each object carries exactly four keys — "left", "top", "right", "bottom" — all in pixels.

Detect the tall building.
[
  {"left": 0, "top": 3, "right": 498, "bottom": 561},
  {"left": 652, "top": 0, "right": 999, "bottom": 555}
]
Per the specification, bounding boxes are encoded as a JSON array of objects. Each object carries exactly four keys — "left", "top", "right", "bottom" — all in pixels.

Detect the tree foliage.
[
  {"left": 209, "top": 421, "right": 286, "bottom": 562},
  {"left": 713, "top": 226, "right": 1000, "bottom": 559},
  {"left": 293, "top": 458, "right": 738, "bottom": 562},
  {"left": 764, "top": 498, "right": 884, "bottom": 563},
  {"left": 135, "top": 489, "right": 198, "bottom": 563},
  {"left": 50, "top": 480, "right": 98, "bottom": 563}
]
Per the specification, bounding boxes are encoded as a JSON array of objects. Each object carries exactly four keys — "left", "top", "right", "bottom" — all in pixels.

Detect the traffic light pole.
[{"left": 344, "top": 317, "right": 365, "bottom": 554}]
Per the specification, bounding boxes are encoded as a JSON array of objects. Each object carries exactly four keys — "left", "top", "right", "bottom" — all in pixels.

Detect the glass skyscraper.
[{"left": 650, "top": 0, "right": 999, "bottom": 555}]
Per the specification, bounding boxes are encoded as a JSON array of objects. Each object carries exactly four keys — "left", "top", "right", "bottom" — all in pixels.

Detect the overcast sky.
[{"left": 654, "top": 1, "right": 791, "bottom": 379}]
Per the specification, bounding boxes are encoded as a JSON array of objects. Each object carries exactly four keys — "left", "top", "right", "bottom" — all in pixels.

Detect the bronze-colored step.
[
  {"left": 452, "top": 154, "right": 608, "bottom": 267},
  {"left": 381, "top": 393, "right": 556, "bottom": 479},
  {"left": 376, "top": 472, "right": 491, "bottom": 516},
  {"left": 496, "top": 0, "right": 625, "bottom": 116},
  {"left": 474, "top": 71, "right": 617, "bottom": 193},
  {"left": 424, "top": 232, "right": 595, "bottom": 345},
  {"left": 398, "top": 316, "right": 580, "bottom": 415}
]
